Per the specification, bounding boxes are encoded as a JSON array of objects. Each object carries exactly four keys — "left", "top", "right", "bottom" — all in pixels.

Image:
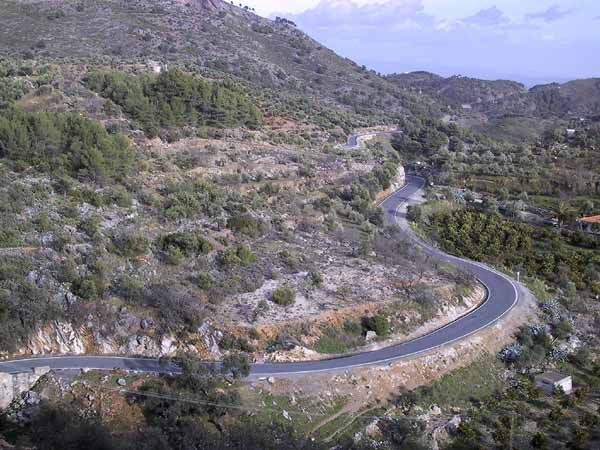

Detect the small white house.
[
  {"left": 566, "top": 129, "right": 576, "bottom": 137},
  {"left": 147, "top": 60, "right": 163, "bottom": 75},
  {"left": 535, "top": 372, "right": 573, "bottom": 395}
]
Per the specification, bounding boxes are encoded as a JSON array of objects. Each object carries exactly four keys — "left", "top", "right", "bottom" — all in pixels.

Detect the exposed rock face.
[
  {"left": 27, "top": 322, "right": 86, "bottom": 355},
  {"left": 375, "top": 164, "right": 406, "bottom": 203},
  {"left": 18, "top": 321, "right": 223, "bottom": 360},
  {"left": 173, "top": 0, "right": 222, "bottom": 11},
  {"left": 199, "top": 0, "right": 220, "bottom": 10}
]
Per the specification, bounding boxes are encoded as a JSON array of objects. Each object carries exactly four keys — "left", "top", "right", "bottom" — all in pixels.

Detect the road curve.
[
  {"left": 344, "top": 131, "right": 402, "bottom": 149},
  {"left": 0, "top": 174, "right": 521, "bottom": 377}
]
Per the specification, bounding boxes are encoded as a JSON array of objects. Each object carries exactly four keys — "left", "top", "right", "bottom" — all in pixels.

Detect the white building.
[
  {"left": 535, "top": 372, "right": 573, "bottom": 395},
  {"left": 147, "top": 60, "right": 163, "bottom": 75}
]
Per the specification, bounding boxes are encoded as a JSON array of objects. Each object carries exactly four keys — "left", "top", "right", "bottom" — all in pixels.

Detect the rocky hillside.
[{"left": 0, "top": 0, "right": 439, "bottom": 123}]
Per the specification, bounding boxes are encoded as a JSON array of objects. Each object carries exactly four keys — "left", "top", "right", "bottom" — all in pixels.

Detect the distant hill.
[
  {"left": 529, "top": 78, "right": 600, "bottom": 118},
  {"left": 387, "top": 72, "right": 526, "bottom": 110},
  {"left": 387, "top": 71, "right": 600, "bottom": 120}
]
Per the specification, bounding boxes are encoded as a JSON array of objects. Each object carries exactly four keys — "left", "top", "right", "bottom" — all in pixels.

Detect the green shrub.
[
  {"left": 252, "top": 299, "right": 270, "bottom": 321},
  {"left": 118, "top": 275, "right": 144, "bottom": 304},
  {"left": 36, "top": 212, "right": 52, "bottom": 233},
  {"left": 143, "top": 284, "right": 205, "bottom": 333},
  {"left": 196, "top": 272, "right": 213, "bottom": 290},
  {"left": 156, "top": 231, "right": 213, "bottom": 257},
  {"left": 164, "top": 246, "right": 184, "bottom": 265},
  {"left": 219, "top": 245, "right": 257, "bottom": 267},
  {"left": 113, "top": 232, "right": 150, "bottom": 258},
  {"left": 271, "top": 286, "right": 295, "bottom": 306},
  {"left": 73, "top": 277, "right": 99, "bottom": 300},
  {"left": 227, "top": 214, "right": 265, "bottom": 238},
  {"left": 107, "top": 186, "right": 133, "bottom": 207},
  {"left": 0, "top": 228, "right": 20, "bottom": 248},
  {"left": 309, "top": 271, "right": 323, "bottom": 287},
  {"left": 362, "top": 314, "right": 390, "bottom": 336},
  {"left": 162, "top": 179, "right": 224, "bottom": 220}
]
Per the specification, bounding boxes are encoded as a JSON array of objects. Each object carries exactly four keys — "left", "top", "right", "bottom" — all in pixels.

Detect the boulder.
[
  {"left": 365, "top": 331, "right": 377, "bottom": 342},
  {"left": 430, "top": 405, "right": 442, "bottom": 416},
  {"left": 446, "top": 415, "right": 462, "bottom": 433}
]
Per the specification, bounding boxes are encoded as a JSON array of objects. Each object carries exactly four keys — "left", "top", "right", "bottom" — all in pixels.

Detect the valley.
[{"left": 0, "top": 0, "right": 599, "bottom": 449}]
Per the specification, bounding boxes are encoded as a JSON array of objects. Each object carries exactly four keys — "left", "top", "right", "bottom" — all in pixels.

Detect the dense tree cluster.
[
  {"left": 339, "top": 160, "right": 399, "bottom": 226},
  {"left": 430, "top": 209, "right": 533, "bottom": 265},
  {"left": 85, "top": 70, "right": 263, "bottom": 138},
  {"left": 0, "top": 107, "right": 136, "bottom": 181},
  {"left": 428, "top": 208, "right": 600, "bottom": 293}
]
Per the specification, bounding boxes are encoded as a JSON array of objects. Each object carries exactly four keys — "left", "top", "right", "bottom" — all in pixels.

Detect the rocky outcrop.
[
  {"left": 174, "top": 0, "right": 223, "bottom": 11},
  {"left": 375, "top": 165, "right": 406, "bottom": 203},
  {"left": 27, "top": 322, "right": 86, "bottom": 355},
  {"left": 17, "top": 321, "right": 223, "bottom": 360}
]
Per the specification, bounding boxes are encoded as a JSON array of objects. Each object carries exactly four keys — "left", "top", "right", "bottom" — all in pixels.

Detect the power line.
[{"left": 88, "top": 380, "right": 459, "bottom": 422}]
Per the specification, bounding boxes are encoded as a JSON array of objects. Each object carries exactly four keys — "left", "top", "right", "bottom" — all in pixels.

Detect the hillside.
[
  {"left": 529, "top": 78, "right": 600, "bottom": 118},
  {"left": 3, "top": 2, "right": 600, "bottom": 450},
  {"left": 0, "top": 0, "right": 439, "bottom": 124},
  {"left": 0, "top": 0, "right": 475, "bottom": 365}
]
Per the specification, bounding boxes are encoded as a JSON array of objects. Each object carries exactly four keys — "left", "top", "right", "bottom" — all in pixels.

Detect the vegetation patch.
[
  {"left": 85, "top": 70, "right": 263, "bottom": 138},
  {"left": 271, "top": 286, "right": 296, "bottom": 306},
  {"left": 0, "top": 107, "right": 136, "bottom": 181}
]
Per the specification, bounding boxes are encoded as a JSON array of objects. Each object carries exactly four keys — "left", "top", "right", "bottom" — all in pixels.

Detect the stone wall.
[{"left": 0, "top": 367, "right": 50, "bottom": 410}]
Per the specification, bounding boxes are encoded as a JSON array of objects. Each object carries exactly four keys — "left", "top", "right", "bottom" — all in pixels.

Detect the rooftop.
[
  {"left": 535, "top": 372, "right": 571, "bottom": 383},
  {"left": 579, "top": 215, "right": 600, "bottom": 224}
]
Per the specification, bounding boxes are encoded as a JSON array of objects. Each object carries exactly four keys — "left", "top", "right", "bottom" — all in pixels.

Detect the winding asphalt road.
[
  {"left": 0, "top": 134, "right": 522, "bottom": 377},
  {"left": 344, "top": 130, "right": 402, "bottom": 149}
]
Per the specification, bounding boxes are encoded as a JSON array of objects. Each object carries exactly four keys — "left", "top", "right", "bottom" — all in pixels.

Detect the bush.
[
  {"left": 164, "top": 246, "right": 184, "bottom": 265},
  {"left": 113, "top": 232, "right": 150, "bottom": 258},
  {"left": 221, "top": 353, "right": 251, "bottom": 379},
  {"left": 314, "top": 332, "right": 351, "bottom": 354},
  {"left": 72, "top": 277, "right": 99, "bottom": 300},
  {"left": 196, "top": 272, "right": 213, "bottom": 290},
  {"left": 271, "top": 286, "right": 295, "bottom": 306},
  {"left": 117, "top": 275, "right": 144, "bottom": 304},
  {"left": 309, "top": 271, "right": 323, "bottom": 287},
  {"left": 218, "top": 245, "right": 257, "bottom": 267},
  {"left": 156, "top": 232, "right": 213, "bottom": 257},
  {"left": 143, "top": 284, "right": 204, "bottom": 333},
  {"left": 162, "top": 179, "right": 224, "bottom": 220},
  {"left": 227, "top": 214, "right": 265, "bottom": 238},
  {"left": 406, "top": 205, "right": 423, "bottom": 223},
  {"left": 362, "top": 314, "right": 390, "bottom": 336},
  {"left": 107, "top": 186, "right": 132, "bottom": 207}
]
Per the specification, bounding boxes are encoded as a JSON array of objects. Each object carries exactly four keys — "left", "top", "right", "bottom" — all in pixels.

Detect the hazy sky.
[{"left": 242, "top": 0, "right": 600, "bottom": 85}]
